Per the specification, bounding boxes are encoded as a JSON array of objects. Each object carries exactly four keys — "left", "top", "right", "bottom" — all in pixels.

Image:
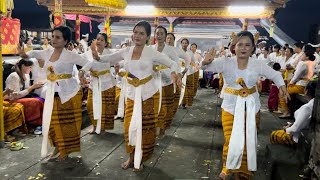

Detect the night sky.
[
  {"left": 10, "top": 0, "right": 320, "bottom": 43},
  {"left": 275, "top": 0, "right": 320, "bottom": 43}
]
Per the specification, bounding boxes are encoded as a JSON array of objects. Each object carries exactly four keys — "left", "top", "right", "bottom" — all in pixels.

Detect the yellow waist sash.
[
  {"left": 91, "top": 69, "right": 110, "bottom": 77},
  {"left": 224, "top": 86, "right": 257, "bottom": 97},
  {"left": 47, "top": 73, "right": 72, "bottom": 81},
  {"left": 127, "top": 75, "right": 153, "bottom": 87},
  {"left": 153, "top": 65, "right": 169, "bottom": 72}
]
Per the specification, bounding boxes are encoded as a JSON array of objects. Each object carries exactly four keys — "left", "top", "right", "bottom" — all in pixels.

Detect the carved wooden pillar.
[
  {"left": 54, "top": 0, "right": 63, "bottom": 27},
  {"left": 75, "top": 15, "right": 80, "bottom": 42}
]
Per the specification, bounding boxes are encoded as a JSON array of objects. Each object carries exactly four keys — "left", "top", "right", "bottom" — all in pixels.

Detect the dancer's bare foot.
[
  {"left": 157, "top": 129, "right": 166, "bottom": 139},
  {"left": 121, "top": 158, "right": 133, "bottom": 170},
  {"left": 57, "top": 155, "right": 68, "bottom": 161},
  {"left": 133, "top": 164, "right": 144, "bottom": 172},
  {"left": 89, "top": 126, "right": 96, "bottom": 134},
  {"left": 44, "top": 148, "right": 60, "bottom": 161}
]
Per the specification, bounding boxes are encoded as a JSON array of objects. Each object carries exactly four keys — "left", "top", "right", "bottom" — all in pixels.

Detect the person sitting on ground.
[
  {"left": 3, "top": 88, "right": 26, "bottom": 142},
  {"left": 4, "top": 59, "right": 45, "bottom": 135},
  {"left": 271, "top": 80, "right": 317, "bottom": 146}
]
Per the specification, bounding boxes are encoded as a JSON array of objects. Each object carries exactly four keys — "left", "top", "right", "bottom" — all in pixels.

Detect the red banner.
[{"left": 1, "top": 17, "right": 20, "bottom": 55}]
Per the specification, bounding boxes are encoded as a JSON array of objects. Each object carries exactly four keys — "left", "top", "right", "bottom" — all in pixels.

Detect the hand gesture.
[
  {"left": 3, "top": 89, "right": 14, "bottom": 96},
  {"left": 32, "top": 82, "right": 44, "bottom": 89},
  {"left": 202, "top": 48, "right": 216, "bottom": 65},
  {"left": 17, "top": 45, "right": 28, "bottom": 59}
]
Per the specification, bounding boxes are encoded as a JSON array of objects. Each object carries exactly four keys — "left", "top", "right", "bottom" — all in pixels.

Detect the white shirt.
[
  {"left": 27, "top": 48, "right": 90, "bottom": 103},
  {"left": 152, "top": 44, "right": 180, "bottom": 86},
  {"left": 275, "top": 56, "right": 287, "bottom": 70},
  {"left": 269, "top": 52, "right": 278, "bottom": 62},
  {"left": 80, "top": 39, "right": 88, "bottom": 52},
  {"left": 30, "top": 58, "right": 47, "bottom": 98},
  {"left": 291, "top": 52, "right": 304, "bottom": 68},
  {"left": 290, "top": 61, "right": 313, "bottom": 86},
  {"left": 88, "top": 48, "right": 116, "bottom": 91},
  {"left": 5, "top": 72, "right": 31, "bottom": 100},
  {"left": 173, "top": 47, "right": 191, "bottom": 72},
  {"left": 258, "top": 54, "right": 271, "bottom": 64},
  {"left": 84, "top": 46, "right": 178, "bottom": 101},
  {"left": 286, "top": 98, "right": 314, "bottom": 143},
  {"left": 202, "top": 57, "right": 285, "bottom": 115}
]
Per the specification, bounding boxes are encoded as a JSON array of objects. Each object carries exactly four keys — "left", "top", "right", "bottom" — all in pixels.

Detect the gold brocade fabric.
[{"left": 91, "top": 69, "right": 110, "bottom": 77}]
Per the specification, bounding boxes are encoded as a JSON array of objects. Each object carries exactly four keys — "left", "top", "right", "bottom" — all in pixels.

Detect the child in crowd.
[{"left": 268, "top": 63, "right": 282, "bottom": 112}]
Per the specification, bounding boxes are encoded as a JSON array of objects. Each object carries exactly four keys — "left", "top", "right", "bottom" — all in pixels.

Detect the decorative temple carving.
[{"left": 37, "top": 0, "right": 282, "bottom": 18}]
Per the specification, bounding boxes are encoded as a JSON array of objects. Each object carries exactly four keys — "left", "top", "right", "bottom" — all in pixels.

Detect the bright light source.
[
  {"left": 125, "top": 5, "right": 155, "bottom": 16},
  {"left": 228, "top": 6, "right": 265, "bottom": 16}
]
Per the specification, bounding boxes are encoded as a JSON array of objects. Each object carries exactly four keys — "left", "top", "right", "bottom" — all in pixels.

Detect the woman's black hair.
[
  {"left": 304, "top": 45, "right": 316, "bottom": 61},
  {"left": 133, "top": 21, "right": 151, "bottom": 37},
  {"left": 294, "top": 42, "right": 304, "bottom": 49},
  {"left": 236, "top": 31, "right": 256, "bottom": 55},
  {"left": 181, "top": 38, "right": 189, "bottom": 45},
  {"left": 305, "top": 80, "right": 317, "bottom": 98},
  {"left": 190, "top": 43, "right": 197, "bottom": 49},
  {"left": 287, "top": 47, "right": 294, "bottom": 55},
  {"left": 273, "top": 44, "right": 281, "bottom": 51},
  {"left": 155, "top": 26, "right": 168, "bottom": 37},
  {"left": 272, "top": 62, "right": 281, "bottom": 71},
  {"left": 14, "top": 59, "right": 34, "bottom": 88},
  {"left": 52, "top": 26, "right": 71, "bottom": 47},
  {"left": 98, "top": 33, "right": 109, "bottom": 47},
  {"left": 167, "top": 33, "right": 175, "bottom": 40}
]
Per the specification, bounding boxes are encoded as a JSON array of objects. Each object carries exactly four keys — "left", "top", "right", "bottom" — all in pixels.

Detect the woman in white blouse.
[
  {"left": 18, "top": 26, "right": 91, "bottom": 161},
  {"left": 152, "top": 26, "right": 182, "bottom": 138},
  {"left": 88, "top": 21, "right": 178, "bottom": 171},
  {"left": 202, "top": 31, "right": 289, "bottom": 180},
  {"left": 165, "top": 33, "right": 190, "bottom": 117},
  {"left": 5, "top": 59, "right": 44, "bottom": 133},
  {"left": 86, "top": 33, "right": 117, "bottom": 134},
  {"left": 279, "top": 45, "right": 315, "bottom": 118}
]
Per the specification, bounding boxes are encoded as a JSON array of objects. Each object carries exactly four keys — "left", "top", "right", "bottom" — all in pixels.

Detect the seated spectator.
[
  {"left": 279, "top": 45, "right": 315, "bottom": 118},
  {"left": 3, "top": 89, "right": 26, "bottom": 142},
  {"left": 271, "top": 80, "right": 317, "bottom": 146},
  {"left": 4, "top": 59, "right": 45, "bottom": 135}
]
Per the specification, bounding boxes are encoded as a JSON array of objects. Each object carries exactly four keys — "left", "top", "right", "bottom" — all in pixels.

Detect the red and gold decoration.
[
  {"left": 153, "top": 17, "right": 159, "bottom": 44},
  {"left": 75, "top": 14, "right": 80, "bottom": 42},
  {"left": 54, "top": 0, "right": 63, "bottom": 27},
  {"left": 1, "top": 17, "right": 21, "bottom": 55},
  {"left": 85, "top": 0, "right": 127, "bottom": 9},
  {"left": 104, "top": 15, "right": 111, "bottom": 44}
]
